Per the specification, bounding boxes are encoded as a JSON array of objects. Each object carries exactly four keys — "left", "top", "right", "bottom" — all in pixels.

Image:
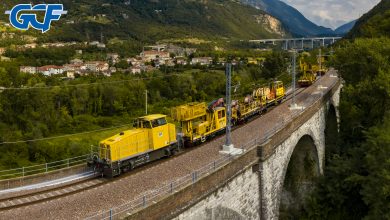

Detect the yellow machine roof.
[
  {"left": 100, "top": 129, "right": 142, "bottom": 145},
  {"left": 139, "top": 114, "right": 166, "bottom": 121}
]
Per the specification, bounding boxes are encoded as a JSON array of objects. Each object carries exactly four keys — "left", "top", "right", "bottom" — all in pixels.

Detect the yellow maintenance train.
[{"left": 90, "top": 81, "right": 286, "bottom": 177}]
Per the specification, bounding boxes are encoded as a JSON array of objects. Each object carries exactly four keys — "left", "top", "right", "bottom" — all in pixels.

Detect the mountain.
[
  {"left": 241, "top": 0, "right": 334, "bottom": 37},
  {"left": 335, "top": 20, "right": 356, "bottom": 35},
  {"left": 0, "top": 0, "right": 288, "bottom": 43},
  {"left": 346, "top": 0, "right": 390, "bottom": 38}
]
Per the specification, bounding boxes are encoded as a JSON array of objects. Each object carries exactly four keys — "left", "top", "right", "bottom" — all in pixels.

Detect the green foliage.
[
  {"left": 347, "top": 0, "right": 390, "bottom": 39},
  {"left": 5, "top": 47, "right": 75, "bottom": 66},
  {"left": 0, "top": 0, "right": 284, "bottom": 45},
  {"left": 303, "top": 38, "right": 390, "bottom": 220}
]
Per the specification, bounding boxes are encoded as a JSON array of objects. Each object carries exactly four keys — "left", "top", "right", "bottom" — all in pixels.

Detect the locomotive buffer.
[{"left": 220, "top": 63, "right": 244, "bottom": 156}]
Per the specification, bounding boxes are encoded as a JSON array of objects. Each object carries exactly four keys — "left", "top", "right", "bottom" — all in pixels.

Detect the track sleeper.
[
  {"left": 69, "top": 187, "right": 77, "bottom": 192},
  {"left": 8, "top": 200, "right": 15, "bottom": 206}
]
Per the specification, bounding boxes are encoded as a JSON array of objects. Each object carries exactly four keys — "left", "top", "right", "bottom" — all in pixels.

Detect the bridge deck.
[{"left": 0, "top": 71, "right": 340, "bottom": 220}]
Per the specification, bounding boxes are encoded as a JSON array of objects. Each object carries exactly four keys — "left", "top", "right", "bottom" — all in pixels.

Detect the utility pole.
[
  {"left": 145, "top": 90, "right": 148, "bottom": 115},
  {"left": 292, "top": 50, "right": 297, "bottom": 105},
  {"left": 220, "top": 63, "right": 243, "bottom": 155},
  {"left": 289, "top": 49, "right": 303, "bottom": 110},
  {"left": 319, "top": 48, "right": 322, "bottom": 71},
  {"left": 225, "top": 63, "right": 232, "bottom": 148}
]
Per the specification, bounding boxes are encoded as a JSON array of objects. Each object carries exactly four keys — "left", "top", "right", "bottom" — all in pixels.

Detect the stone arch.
[
  {"left": 278, "top": 134, "right": 321, "bottom": 219},
  {"left": 325, "top": 104, "right": 339, "bottom": 163}
]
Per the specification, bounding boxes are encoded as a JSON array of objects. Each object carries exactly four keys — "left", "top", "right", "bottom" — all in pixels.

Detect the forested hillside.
[
  {"left": 0, "top": 0, "right": 287, "bottom": 43},
  {"left": 301, "top": 1, "right": 390, "bottom": 219},
  {"left": 347, "top": 0, "right": 390, "bottom": 38}
]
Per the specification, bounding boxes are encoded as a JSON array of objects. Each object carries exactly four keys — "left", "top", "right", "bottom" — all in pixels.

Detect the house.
[
  {"left": 63, "top": 63, "right": 86, "bottom": 73},
  {"left": 20, "top": 66, "right": 37, "bottom": 74},
  {"left": 0, "top": 47, "right": 5, "bottom": 55},
  {"left": 107, "top": 53, "right": 119, "bottom": 64},
  {"left": 97, "top": 43, "right": 106, "bottom": 48},
  {"left": 66, "top": 71, "right": 75, "bottom": 79},
  {"left": 130, "top": 66, "right": 142, "bottom": 74},
  {"left": 140, "top": 50, "right": 170, "bottom": 62},
  {"left": 191, "top": 57, "right": 213, "bottom": 66},
  {"left": 85, "top": 61, "right": 109, "bottom": 72},
  {"left": 175, "top": 57, "right": 187, "bottom": 65},
  {"left": 23, "top": 43, "right": 37, "bottom": 49},
  {"left": 90, "top": 41, "right": 100, "bottom": 46},
  {"left": 101, "top": 71, "right": 111, "bottom": 77},
  {"left": 109, "top": 67, "right": 117, "bottom": 73},
  {"left": 126, "top": 57, "right": 143, "bottom": 67},
  {"left": 37, "top": 65, "right": 64, "bottom": 76},
  {"left": 166, "top": 44, "right": 197, "bottom": 57},
  {"left": 164, "top": 59, "right": 175, "bottom": 67}
]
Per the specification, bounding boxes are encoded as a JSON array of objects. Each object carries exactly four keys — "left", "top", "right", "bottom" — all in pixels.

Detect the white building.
[
  {"left": 130, "top": 66, "right": 142, "bottom": 74},
  {"left": 191, "top": 57, "right": 213, "bottom": 66},
  {"left": 140, "top": 51, "right": 170, "bottom": 62},
  {"left": 37, "top": 65, "right": 64, "bottom": 76},
  {"left": 20, "top": 66, "right": 37, "bottom": 74},
  {"left": 85, "top": 61, "right": 109, "bottom": 72}
]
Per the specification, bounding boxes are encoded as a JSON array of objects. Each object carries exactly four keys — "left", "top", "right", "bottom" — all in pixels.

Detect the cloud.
[{"left": 281, "top": 0, "right": 381, "bottom": 29}]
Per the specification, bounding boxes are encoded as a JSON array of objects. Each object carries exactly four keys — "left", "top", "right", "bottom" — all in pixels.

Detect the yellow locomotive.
[{"left": 91, "top": 114, "right": 178, "bottom": 177}]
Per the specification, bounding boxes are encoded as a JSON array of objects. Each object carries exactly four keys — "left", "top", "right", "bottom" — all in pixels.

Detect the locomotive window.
[
  {"left": 218, "top": 111, "right": 222, "bottom": 119},
  {"left": 151, "top": 118, "right": 167, "bottom": 128},
  {"left": 222, "top": 110, "right": 225, "bottom": 118},
  {"left": 143, "top": 121, "right": 151, "bottom": 128}
]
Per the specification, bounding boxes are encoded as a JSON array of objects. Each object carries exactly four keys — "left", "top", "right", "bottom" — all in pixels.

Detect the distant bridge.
[{"left": 250, "top": 37, "right": 343, "bottom": 50}]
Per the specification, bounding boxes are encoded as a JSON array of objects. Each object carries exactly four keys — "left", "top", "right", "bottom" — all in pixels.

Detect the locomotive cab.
[{"left": 93, "top": 114, "right": 178, "bottom": 178}]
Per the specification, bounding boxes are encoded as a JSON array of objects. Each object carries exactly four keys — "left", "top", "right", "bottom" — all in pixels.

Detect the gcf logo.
[{"left": 5, "top": 4, "right": 67, "bottom": 33}]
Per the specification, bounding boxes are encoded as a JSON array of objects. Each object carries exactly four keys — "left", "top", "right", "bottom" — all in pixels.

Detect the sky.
[{"left": 280, "top": 0, "right": 381, "bottom": 29}]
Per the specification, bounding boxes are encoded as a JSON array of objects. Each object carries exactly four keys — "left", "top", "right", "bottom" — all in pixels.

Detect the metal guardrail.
[
  {"left": 86, "top": 80, "right": 338, "bottom": 220},
  {"left": 0, "top": 154, "right": 90, "bottom": 180}
]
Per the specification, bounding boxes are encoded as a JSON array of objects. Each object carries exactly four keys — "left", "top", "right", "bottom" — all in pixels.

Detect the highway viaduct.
[{"left": 250, "top": 37, "right": 343, "bottom": 50}]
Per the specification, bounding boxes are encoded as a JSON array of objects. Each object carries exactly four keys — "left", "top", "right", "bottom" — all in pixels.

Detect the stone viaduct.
[{"left": 126, "top": 76, "right": 341, "bottom": 220}]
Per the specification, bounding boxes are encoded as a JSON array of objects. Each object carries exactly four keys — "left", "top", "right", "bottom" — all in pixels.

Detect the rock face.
[
  {"left": 242, "top": 0, "right": 336, "bottom": 37},
  {"left": 254, "top": 14, "right": 287, "bottom": 37}
]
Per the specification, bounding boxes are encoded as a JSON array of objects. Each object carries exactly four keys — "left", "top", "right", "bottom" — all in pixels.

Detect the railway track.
[
  {"left": 0, "top": 176, "right": 106, "bottom": 211},
  {"left": 0, "top": 86, "right": 308, "bottom": 211}
]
